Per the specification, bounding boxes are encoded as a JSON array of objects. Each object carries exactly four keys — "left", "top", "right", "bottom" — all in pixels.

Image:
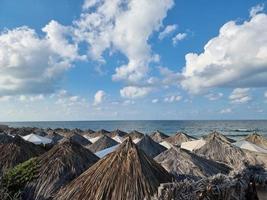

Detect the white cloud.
[
  {"left": 82, "top": 0, "right": 99, "bottom": 10},
  {"left": 205, "top": 93, "right": 223, "bottom": 101},
  {"left": 93, "top": 90, "right": 106, "bottom": 105},
  {"left": 181, "top": 13, "right": 267, "bottom": 94},
  {"left": 159, "top": 67, "right": 183, "bottom": 86},
  {"left": 265, "top": 91, "right": 267, "bottom": 98},
  {"left": 172, "top": 32, "right": 187, "bottom": 45},
  {"left": 0, "top": 21, "right": 82, "bottom": 96},
  {"left": 120, "top": 86, "right": 151, "bottom": 99},
  {"left": 229, "top": 88, "right": 251, "bottom": 104},
  {"left": 164, "top": 95, "right": 182, "bottom": 103},
  {"left": 158, "top": 24, "right": 177, "bottom": 40},
  {"left": 250, "top": 3, "right": 264, "bottom": 17},
  {"left": 74, "top": 0, "right": 174, "bottom": 83},
  {"left": 220, "top": 108, "right": 232, "bottom": 114},
  {"left": 19, "top": 94, "right": 44, "bottom": 102},
  {"left": 0, "top": 96, "right": 11, "bottom": 102},
  {"left": 152, "top": 98, "right": 159, "bottom": 103}
]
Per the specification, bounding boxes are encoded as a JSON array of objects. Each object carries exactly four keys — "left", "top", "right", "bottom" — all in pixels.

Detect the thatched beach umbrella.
[
  {"left": 150, "top": 130, "right": 169, "bottom": 143},
  {"left": 164, "top": 132, "right": 196, "bottom": 146},
  {"left": 86, "top": 135, "right": 118, "bottom": 153},
  {"left": 56, "top": 137, "right": 173, "bottom": 200},
  {"left": 23, "top": 139, "right": 99, "bottom": 200},
  {"left": 244, "top": 133, "right": 267, "bottom": 150}
]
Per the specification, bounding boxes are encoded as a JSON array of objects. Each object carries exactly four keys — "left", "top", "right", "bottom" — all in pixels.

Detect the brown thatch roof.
[
  {"left": 125, "top": 130, "right": 144, "bottom": 140},
  {"left": 108, "top": 129, "right": 128, "bottom": 137},
  {"left": 155, "top": 146, "right": 231, "bottom": 179},
  {"left": 204, "top": 131, "right": 235, "bottom": 143},
  {"left": 87, "top": 135, "right": 118, "bottom": 153},
  {"left": 244, "top": 133, "right": 267, "bottom": 149},
  {"left": 164, "top": 132, "right": 196, "bottom": 146},
  {"left": 87, "top": 129, "right": 110, "bottom": 138},
  {"left": 56, "top": 138, "right": 173, "bottom": 200},
  {"left": 0, "top": 136, "right": 45, "bottom": 176},
  {"left": 195, "top": 134, "right": 256, "bottom": 168},
  {"left": 23, "top": 139, "right": 99, "bottom": 200},
  {"left": 58, "top": 132, "right": 91, "bottom": 146},
  {"left": 150, "top": 130, "right": 169, "bottom": 143},
  {"left": 137, "top": 135, "right": 167, "bottom": 157}
]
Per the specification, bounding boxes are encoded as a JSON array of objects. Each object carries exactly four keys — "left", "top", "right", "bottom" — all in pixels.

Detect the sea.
[{"left": 1, "top": 120, "right": 267, "bottom": 139}]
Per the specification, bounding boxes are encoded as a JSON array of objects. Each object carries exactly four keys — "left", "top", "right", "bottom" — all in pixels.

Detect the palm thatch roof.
[
  {"left": 150, "top": 130, "right": 169, "bottom": 143},
  {"left": 164, "top": 132, "right": 196, "bottom": 146},
  {"left": 125, "top": 130, "right": 144, "bottom": 140},
  {"left": 56, "top": 138, "right": 173, "bottom": 200},
  {"left": 0, "top": 136, "right": 45, "bottom": 177},
  {"left": 108, "top": 129, "right": 128, "bottom": 137},
  {"left": 195, "top": 133, "right": 257, "bottom": 168},
  {"left": 154, "top": 173, "right": 257, "bottom": 200},
  {"left": 0, "top": 133, "right": 13, "bottom": 144},
  {"left": 155, "top": 146, "right": 231, "bottom": 179},
  {"left": 203, "top": 131, "right": 235, "bottom": 143},
  {"left": 244, "top": 133, "right": 267, "bottom": 149},
  {"left": 87, "top": 135, "right": 118, "bottom": 153},
  {"left": 58, "top": 132, "right": 91, "bottom": 146},
  {"left": 137, "top": 135, "right": 167, "bottom": 157},
  {"left": 46, "top": 131, "right": 64, "bottom": 144},
  {"left": 86, "top": 129, "right": 110, "bottom": 138},
  {"left": 23, "top": 139, "right": 99, "bottom": 200}
]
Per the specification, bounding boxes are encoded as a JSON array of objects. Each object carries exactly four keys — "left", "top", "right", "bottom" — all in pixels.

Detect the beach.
[{"left": 0, "top": 124, "right": 267, "bottom": 200}]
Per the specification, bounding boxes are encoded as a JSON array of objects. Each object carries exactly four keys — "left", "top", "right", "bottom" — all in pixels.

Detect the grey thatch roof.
[
  {"left": 164, "top": 132, "right": 196, "bottom": 146},
  {"left": 137, "top": 135, "right": 167, "bottom": 157},
  {"left": 56, "top": 138, "right": 173, "bottom": 200},
  {"left": 195, "top": 133, "right": 256, "bottom": 168},
  {"left": 244, "top": 133, "right": 267, "bottom": 149},
  {"left": 87, "top": 135, "right": 118, "bottom": 153},
  {"left": 0, "top": 136, "right": 45, "bottom": 177},
  {"left": 46, "top": 131, "right": 64, "bottom": 144},
  {"left": 108, "top": 129, "right": 128, "bottom": 137},
  {"left": 23, "top": 139, "right": 99, "bottom": 200},
  {"left": 150, "top": 130, "right": 169, "bottom": 143},
  {"left": 58, "top": 132, "right": 91, "bottom": 146},
  {"left": 0, "top": 133, "right": 13, "bottom": 144},
  {"left": 125, "top": 130, "right": 144, "bottom": 140},
  {"left": 155, "top": 146, "right": 231, "bottom": 179}
]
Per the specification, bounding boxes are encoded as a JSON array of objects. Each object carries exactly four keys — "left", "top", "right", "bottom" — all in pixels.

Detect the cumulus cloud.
[
  {"left": 152, "top": 98, "right": 159, "bottom": 103},
  {"left": 93, "top": 90, "right": 106, "bottom": 105},
  {"left": 229, "top": 88, "right": 251, "bottom": 104},
  {"left": 181, "top": 13, "right": 267, "bottom": 94},
  {"left": 205, "top": 93, "right": 223, "bottom": 101},
  {"left": 250, "top": 3, "right": 264, "bottom": 17},
  {"left": 158, "top": 24, "right": 177, "bottom": 40},
  {"left": 0, "top": 21, "right": 82, "bottom": 96},
  {"left": 164, "top": 95, "right": 182, "bottom": 103},
  {"left": 74, "top": 0, "right": 174, "bottom": 83},
  {"left": 220, "top": 108, "right": 232, "bottom": 114},
  {"left": 172, "top": 33, "right": 187, "bottom": 45},
  {"left": 19, "top": 94, "right": 44, "bottom": 102},
  {"left": 120, "top": 86, "right": 152, "bottom": 99}
]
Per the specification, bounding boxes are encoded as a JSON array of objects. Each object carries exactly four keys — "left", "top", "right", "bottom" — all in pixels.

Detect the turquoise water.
[{"left": 1, "top": 120, "right": 267, "bottom": 138}]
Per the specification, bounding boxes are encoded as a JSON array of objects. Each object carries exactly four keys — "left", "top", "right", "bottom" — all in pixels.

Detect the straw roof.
[
  {"left": 137, "top": 135, "right": 167, "bottom": 157},
  {"left": 204, "top": 131, "right": 235, "bottom": 143},
  {"left": 155, "top": 146, "right": 231, "bottom": 179},
  {"left": 244, "top": 133, "right": 267, "bottom": 149},
  {"left": 195, "top": 133, "right": 255, "bottom": 168},
  {"left": 59, "top": 132, "right": 91, "bottom": 146},
  {"left": 56, "top": 138, "right": 173, "bottom": 200},
  {"left": 46, "top": 131, "right": 64, "bottom": 144},
  {"left": 125, "top": 130, "right": 144, "bottom": 140},
  {"left": 23, "top": 139, "right": 99, "bottom": 200},
  {"left": 87, "top": 135, "right": 118, "bottom": 153},
  {"left": 233, "top": 140, "right": 267, "bottom": 154},
  {"left": 0, "top": 136, "right": 45, "bottom": 176},
  {"left": 150, "top": 130, "right": 169, "bottom": 143},
  {"left": 108, "top": 129, "right": 128, "bottom": 137},
  {"left": 164, "top": 132, "right": 196, "bottom": 146},
  {"left": 0, "top": 133, "right": 13, "bottom": 144},
  {"left": 86, "top": 129, "right": 110, "bottom": 138}
]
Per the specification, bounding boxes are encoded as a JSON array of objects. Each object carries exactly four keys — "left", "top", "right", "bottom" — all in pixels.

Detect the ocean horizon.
[{"left": 1, "top": 120, "right": 267, "bottom": 138}]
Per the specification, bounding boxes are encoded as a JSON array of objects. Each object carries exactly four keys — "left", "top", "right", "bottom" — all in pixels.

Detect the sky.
[{"left": 0, "top": 0, "right": 267, "bottom": 121}]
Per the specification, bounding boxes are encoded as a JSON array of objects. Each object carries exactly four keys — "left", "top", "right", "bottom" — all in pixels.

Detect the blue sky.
[{"left": 0, "top": 0, "right": 266, "bottom": 121}]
